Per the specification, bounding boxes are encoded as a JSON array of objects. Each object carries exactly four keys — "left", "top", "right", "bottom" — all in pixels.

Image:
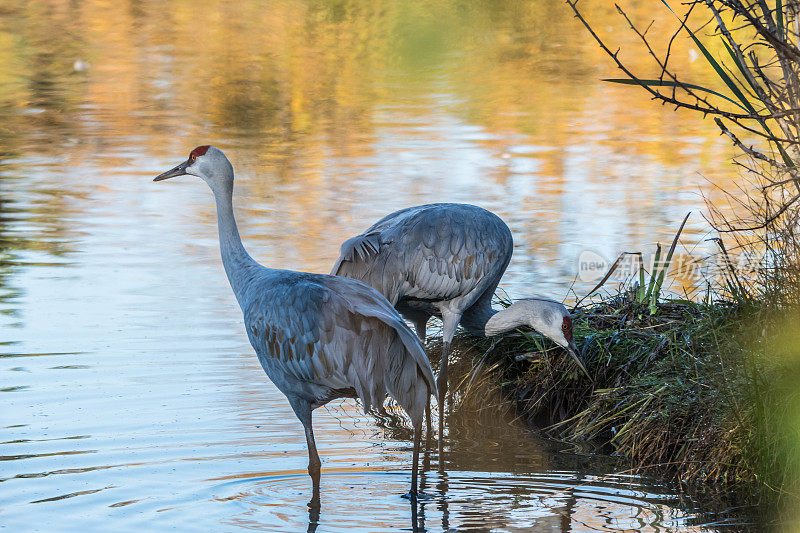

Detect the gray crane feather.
[
  {"left": 243, "top": 270, "right": 435, "bottom": 418},
  {"left": 332, "top": 204, "right": 512, "bottom": 316}
]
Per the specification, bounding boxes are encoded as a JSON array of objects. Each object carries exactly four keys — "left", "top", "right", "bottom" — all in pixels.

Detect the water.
[{"left": 1, "top": 1, "right": 749, "bottom": 530}]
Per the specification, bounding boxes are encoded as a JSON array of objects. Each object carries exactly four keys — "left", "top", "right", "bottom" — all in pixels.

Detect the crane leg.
[
  {"left": 292, "top": 400, "right": 322, "bottom": 491},
  {"left": 425, "top": 398, "right": 431, "bottom": 435},
  {"left": 413, "top": 316, "right": 428, "bottom": 342},
  {"left": 307, "top": 488, "right": 321, "bottom": 533},
  {"left": 411, "top": 424, "right": 422, "bottom": 502},
  {"left": 407, "top": 418, "right": 422, "bottom": 501},
  {"left": 436, "top": 341, "right": 449, "bottom": 472},
  {"left": 414, "top": 313, "right": 431, "bottom": 436},
  {"left": 304, "top": 421, "right": 322, "bottom": 489},
  {"left": 436, "top": 340, "right": 450, "bottom": 439}
]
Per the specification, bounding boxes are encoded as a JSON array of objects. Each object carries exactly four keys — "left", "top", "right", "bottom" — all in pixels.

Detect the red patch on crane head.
[
  {"left": 561, "top": 315, "right": 573, "bottom": 342},
  {"left": 189, "top": 145, "right": 210, "bottom": 160}
]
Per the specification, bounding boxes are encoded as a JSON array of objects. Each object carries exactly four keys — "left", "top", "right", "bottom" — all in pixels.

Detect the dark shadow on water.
[
  {"left": 307, "top": 488, "right": 320, "bottom": 533},
  {"left": 300, "top": 469, "right": 431, "bottom": 533},
  {"left": 435, "top": 469, "right": 450, "bottom": 533}
]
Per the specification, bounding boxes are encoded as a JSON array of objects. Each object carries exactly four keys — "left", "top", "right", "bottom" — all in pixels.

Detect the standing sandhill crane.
[
  {"left": 154, "top": 146, "right": 436, "bottom": 499},
  {"left": 331, "top": 203, "right": 588, "bottom": 436}
]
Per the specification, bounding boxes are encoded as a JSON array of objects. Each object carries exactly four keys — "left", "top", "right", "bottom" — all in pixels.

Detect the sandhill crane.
[
  {"left": 154, "top": 146, "right": 436, "bottom": 499},
  {"left": 331, "top": 203, "right": 588, "bottom": 436}
]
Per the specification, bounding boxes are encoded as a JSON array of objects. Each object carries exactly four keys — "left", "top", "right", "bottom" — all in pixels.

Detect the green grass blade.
[
  {"left": 652, "top": 212, "right": 691, "bottom": 303},
  {"left": 648, "top": 281, "right": 659, "bottom": 314},
  {"left": 718, "top": 40, "right": 793, "bottom": 166},
  {"left": 718, "top": 38, "right": 792, "bottom": 165},
  {"left": 659, "top": 0, "right": 679, "bottom": 16},
  {"left": 603, "top": 78, "right": 747, "bottom": 110},
  {"left": 637, "top": 252, "right": 646, "bottom": 303},
  {"left": 718, "top": 38, "right": 794, "bottom": 167},
  {"left": 659, "top": 0, "right": 757, "bottom": 115},
  {"left": 689, "top": 33, "right": 756, "bottom": 113},
  {"left": 646, "top": 244, "right": 662, "bottom": 303},
  {"left": 775, "top": 140, "right": 794, "bottom": 168},
  {"left": 720, "top": 40, "right": 762, "bottom": 99}
]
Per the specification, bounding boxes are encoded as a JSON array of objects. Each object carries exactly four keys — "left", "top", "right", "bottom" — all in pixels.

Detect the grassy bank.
[{"left": 443, "top": 290, "right": 800, "bottom": 525}]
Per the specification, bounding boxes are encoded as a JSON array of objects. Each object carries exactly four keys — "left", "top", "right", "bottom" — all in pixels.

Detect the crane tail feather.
[{"left": 330, "top": 232, "right": 382, "bottom": 276}]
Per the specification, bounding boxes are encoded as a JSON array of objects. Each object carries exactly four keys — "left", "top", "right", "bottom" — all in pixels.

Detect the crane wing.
[
  {"left": 332, "top": 204, "right": 513, "bottom": 307},
  {"left": 243, "top": 272, "right": 436, "bottom": 414}
]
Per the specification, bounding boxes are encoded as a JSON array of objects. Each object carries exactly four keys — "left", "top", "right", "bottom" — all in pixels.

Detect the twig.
[
  {"left": 716, "top": 191, "right": 800, "bottom": 231},
  {"left": 714, "top": 117, "right": 789, "bottom": 169}
]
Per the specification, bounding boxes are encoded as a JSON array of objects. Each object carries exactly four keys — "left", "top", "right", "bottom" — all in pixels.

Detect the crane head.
[
  {"left": 558, "top": 314, "right": 590, "bottom": 380},
  {"left": 519, "top": 298, "right": 591, "bottom": 381},
  {"left": 154, "top": 146, "right": 233, "bottom": 188}
]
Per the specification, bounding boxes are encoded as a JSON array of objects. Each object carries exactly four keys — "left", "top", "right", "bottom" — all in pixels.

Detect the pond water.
[{"left": 1, "top": 0, "right": 750, "bottom": 531}]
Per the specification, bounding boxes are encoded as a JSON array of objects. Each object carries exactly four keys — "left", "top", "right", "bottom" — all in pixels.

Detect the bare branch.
[
  {"left": 716, "top": 192, "right": 800, "bottom": 232},
  {"left": 706, "top": 1, "right": 773, "bottom": 109},
  {"left": 616, "top": 4, "right": 724, "bottom": 112},
  {"left": 728, "top": 0, "right": 800, "bottom": 60},
  {"left": 714, "top": 117, "right": 789, "bottom": 169},
  {"left": 662, "top": 3, "right": 697, "bottom": 81}
]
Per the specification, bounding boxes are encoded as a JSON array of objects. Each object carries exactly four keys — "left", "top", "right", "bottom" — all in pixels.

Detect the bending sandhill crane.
[
  {"left": 154, "top": 146, "right": 436, "bottom": 499},
  {"left": 331, "top": 203, "right": 588, "bottom": 436}
]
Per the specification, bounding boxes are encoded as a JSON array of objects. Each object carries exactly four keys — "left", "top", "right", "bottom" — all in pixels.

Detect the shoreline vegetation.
[
  {"left": 440, "top": 280, "right": 799, "bottom": 527},
  {"left": 421, "top": 203, "right": 797, "bottom": 527}
]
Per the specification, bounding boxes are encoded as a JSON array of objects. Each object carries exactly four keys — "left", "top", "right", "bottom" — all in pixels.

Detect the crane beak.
[
  {"left": 154, "top": 159, "right": 190, "bottom": 181},
  {"left": 566, "top": 340, "right": 592, "bottom": 381}
]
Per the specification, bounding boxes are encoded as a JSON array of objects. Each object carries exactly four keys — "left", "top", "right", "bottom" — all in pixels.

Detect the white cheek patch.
[{"left": 186, "top": 162, "right": 200, "bottom": 176}]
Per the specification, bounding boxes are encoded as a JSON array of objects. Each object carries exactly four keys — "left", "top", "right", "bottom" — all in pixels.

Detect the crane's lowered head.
[
  {"left": 154, "top": 146, "right": 234, "bottom": 192},
  {"left": 504, "top": 298, "right": 590, "bottom": 380}
]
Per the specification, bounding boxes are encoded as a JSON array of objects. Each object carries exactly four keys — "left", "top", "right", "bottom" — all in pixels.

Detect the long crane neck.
[
  {"left": 211, "top": 179, "right": 259, "bottom": 308},
  {"left": 460, "top": 303, "right": 530, "bottom": 337}
]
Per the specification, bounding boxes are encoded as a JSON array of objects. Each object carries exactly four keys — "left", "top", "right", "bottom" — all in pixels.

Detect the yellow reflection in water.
[{"left": 0, "top": 0, "right": 750, "bottom": 302}]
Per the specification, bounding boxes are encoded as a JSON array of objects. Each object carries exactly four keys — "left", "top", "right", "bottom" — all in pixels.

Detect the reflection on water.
[
  {"left": 201, "top": 469, "right": 718, "bottom": 532},
  {"left": 1, "top": 0, "right": 749, "bottom": 530}
]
